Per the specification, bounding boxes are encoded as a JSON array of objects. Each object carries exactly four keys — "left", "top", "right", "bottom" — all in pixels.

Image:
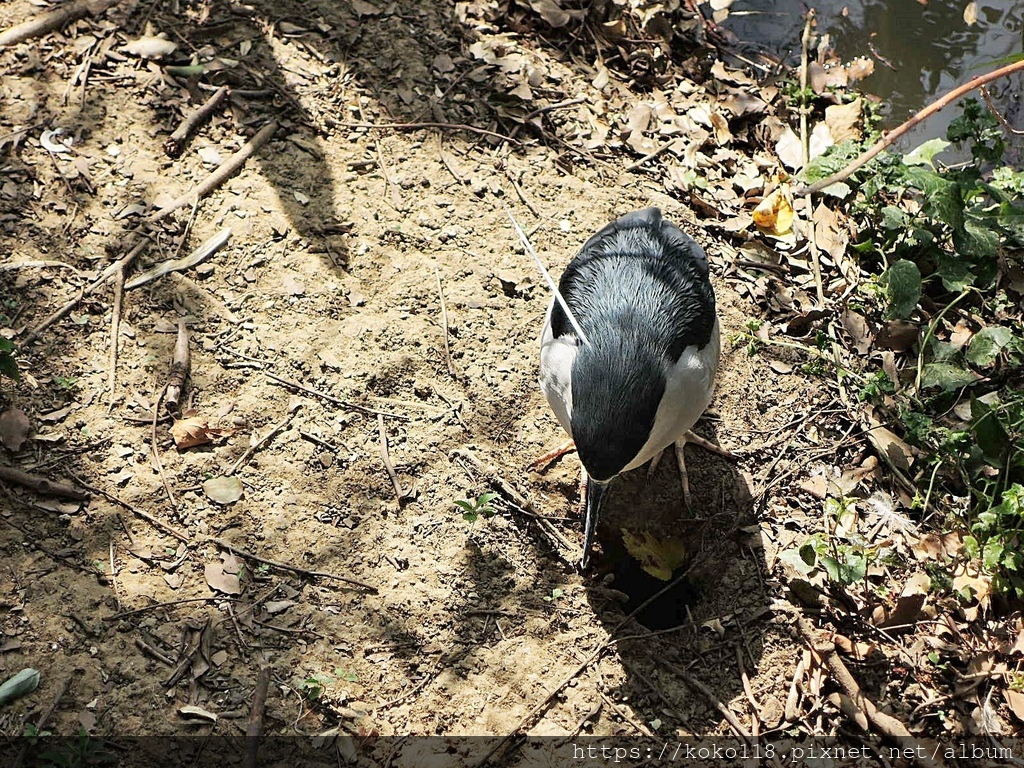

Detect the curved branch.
[{"left": 795, "top": 57, "right": 1024, "bottom": 197}]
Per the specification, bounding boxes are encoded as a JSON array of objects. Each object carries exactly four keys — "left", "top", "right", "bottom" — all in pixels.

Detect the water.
[{"left": 723, "top": 1, "right": 1024, "bottom": 155}]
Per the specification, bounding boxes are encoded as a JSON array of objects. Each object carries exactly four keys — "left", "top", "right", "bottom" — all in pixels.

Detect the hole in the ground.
[{"left": 612, "top": 556, "right": 701, "bottom": 630}]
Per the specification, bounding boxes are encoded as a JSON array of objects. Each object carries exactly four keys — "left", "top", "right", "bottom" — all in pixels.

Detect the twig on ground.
[
  {"left": 451, "top": 448, "right": 576, "bottom": 560},
  {"left": 106, "top": 265, "right": 124, "bottom": 412},
  {"left": 103, "top": 596, "right": 241, "bottom": 622},
  {"left": 374, "top": 140, "right": 402, "bottom": 210},
  {"left": 980, "top": 85, "right": 1024, "bottom": 136},
  {"left": 0, "top": 466, "right": 89, "bottom": 500},
  {"left": 125, "top": 227, "right": 231, "bottom": 290},
  {"left": 208, "top": 536, "right": 378, "bottom": 592},
  {"left": 69, "top": 473, "right": 189, "bottom": 542},
  {"left": 505, "top": 169, "right": 539, "bottom": 218},
  {"left": 164, "top": 321, "right": 190, "bottom": 413},
  {"left": 227, "top": 401, "right": 300, "bottom": 476},
  {"left": 166, "top": 85, "right": 231, "bottom": 157},
  {"left": 796, "top": 58, "right": 1024, "bottom": 196},
  {"left": 0, "top": 0, "right": 119, "bottom": 47},
  {"left": 12, "top": 673, "right": 75, "bottom": 768},
  {"left": 523, "top": 97, "right": 587, "bottom": 122},
  {"left": 151, "top": 385, "right": 177, "bottom": 510},
  {"left": 243, "top": 666, "right": 272, "bottom": 768},
  {"left": 793, "top": 615, "right": 945, "bottom": 767},
  {"left": 434, "top": 267, "right": 455, "bottom": 376},
  {"left": 22, "top": 236, "right": 151, "bottom": 344},
  {"left": 378, "top": 414, "right": 411, "bottom": 501},
  {"left": 149, "top": 121, "right": 278, "bottom": 223},
  {"left": 264, "top": 371, "right": 407, "bottom": 419},
  {"left": 474, "top": 569, "right": 697, "bottom": 766},
  {"left": 735, "top": 643, "right": 761, "bottom": 738},
  {"left": 135, "top": 637, "right": 175, "bottom": 666},
  {"left": 337, "top": 120, "right": 517, "bottom": 145},
  {"left": 371, "top": 655, "right": 444, "bottom": 712}
]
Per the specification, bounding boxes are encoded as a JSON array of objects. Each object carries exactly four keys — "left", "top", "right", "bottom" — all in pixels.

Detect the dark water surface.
[{"left": 724, "top": 1, "right": 1023, "bottom": 153}]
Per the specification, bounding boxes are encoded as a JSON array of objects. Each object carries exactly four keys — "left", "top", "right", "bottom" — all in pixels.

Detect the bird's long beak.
[{"left": 581, "top": 475, "right": 609, "bottom": 570}]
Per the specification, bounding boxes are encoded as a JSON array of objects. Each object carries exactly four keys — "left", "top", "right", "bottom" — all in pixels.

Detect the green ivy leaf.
[
  {"left": 935, "top": 251, "right": 975, "bottom": 292},
  {"left": 879, "top": 259, "right": 921, "bottom": 319},
  {"left": 955, "top": 218, "right": 999, "bottom": 261},
  {"left": 903, "top": 138, "right": 951, "bottom": 168},
  {"left": 966, "top": 325, "right": 1015, "bottom": 367},
  {"left": 971, "top": 396, "right": 1009, "bottom": 465},
  {"left": 919, "top": 363, "right": 977, "bottom": 391}
]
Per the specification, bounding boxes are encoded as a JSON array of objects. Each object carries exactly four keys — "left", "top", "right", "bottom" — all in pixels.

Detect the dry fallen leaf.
[
  {"left": 169, "top": 415, "right": 233, "bottom": 450},
  {"left": 876, "top": 571, "right": 931, "bottom": 630},
  {"left": 203, "top": 476, "right": 243, "bottom": 505},
  {"left": 123, "top": 35, "right": 178, "bottom": 59},
  {"left": 825, "top": 98, "right": 863, "bottom": 144},
  {"left": 0, "top": 409, "right": 30, "bottom": 451},
  {"left": 179, "top": 704, "right": 218, "bottom": 722},
  {"left": 753, "top": 185, "right": 795, "bottom": 236},
  {"left": 205, "top": 553, "right": 242, "bottom": 595},
  {"left": 621, "top": 529, "right": 687, "bottom": 581}
]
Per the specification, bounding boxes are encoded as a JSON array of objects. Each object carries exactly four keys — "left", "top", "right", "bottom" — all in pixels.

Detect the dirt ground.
[{"left": 0, "top": 0, "right": 897, "bottom": 764}]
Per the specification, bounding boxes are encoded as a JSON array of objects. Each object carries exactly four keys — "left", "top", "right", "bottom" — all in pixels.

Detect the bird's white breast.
[
  {"left": 539, "top": 301, "right": 577, "bottom": 437},
  {"left": 623, "top": 317, "right": 720, "bottom": 472}
]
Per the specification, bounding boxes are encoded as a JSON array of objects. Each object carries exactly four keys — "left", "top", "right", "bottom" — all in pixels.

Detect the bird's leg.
[
  {"left": 531, "top": 439, "right": 576, "bottom": 471},
  {"left": 646, "top": 448, "right": 665, "bottom": 477},
  {"left": 674, "top": 430, "right": 737, "bottom": 510}
]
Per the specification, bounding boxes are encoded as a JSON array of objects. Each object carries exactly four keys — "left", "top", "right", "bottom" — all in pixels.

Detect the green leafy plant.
[
  {"left": 0, "top": 337, "right": 17, "bottom": 380},
  {"left": 455, "top": 492, "right": 499, "bottom": 523}
]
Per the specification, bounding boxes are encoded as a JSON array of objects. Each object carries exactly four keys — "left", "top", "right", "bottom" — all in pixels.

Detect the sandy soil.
[{"left": 0, "top": 1, "right": 878, "bottom": 764}]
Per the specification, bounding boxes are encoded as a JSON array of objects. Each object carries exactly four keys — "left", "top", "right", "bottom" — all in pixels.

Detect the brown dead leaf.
[
  {"left": 205, "top": 553, "right": 242, "bottom": 595},
  {"left": 752, "top": 185, "right": 794, "bottom": 235},
  {"left": 0, "top": 409, "right": 30, "bottom": 451},
  {"left": 709, "top": 112, "right": 731, "bottom": 145},
  {"left": 863, "top": 406, "right": 915, "bottom": 473},
  {"left": 953, "top": 564, "right": 992, "bottom": 613},
  {"left": 912, "top": 531, "right": 962, "bottom": 562},
  {"left": 876, "top": 320, "right": 919, "bottom": 351},
  {"left": 876, "top": 571, "right": 930, "bottom": 631},
  {"left": 825, "top": 98, "right": 862, "bottom": 144},
  {"left": 832, "top": 633, "right": 878, "bottom": 660},
  {"left": 1005, "top": 690, "right": 1024, "bottom": 722},
  {"left": 169, "top": 415, "right": 234, "bottom": 450},
  {"left": 840, "top": 308, "right": 872, "bottom": 355}
]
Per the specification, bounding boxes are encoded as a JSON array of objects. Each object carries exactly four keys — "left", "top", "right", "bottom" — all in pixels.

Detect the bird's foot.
[
  {"left": 531, "top": 439, "right": 576, "bottom": 471},
  {"left": 674, "top": 431, "right": 736, "bottom": 510}
]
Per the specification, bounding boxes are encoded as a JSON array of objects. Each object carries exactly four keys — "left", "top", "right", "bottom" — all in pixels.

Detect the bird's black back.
[
  {"left": 551, "top": 208, "right": 715, "bottom": 481},
  {"left": 550, "top": 207, "right": 715, "bottom": 358}
]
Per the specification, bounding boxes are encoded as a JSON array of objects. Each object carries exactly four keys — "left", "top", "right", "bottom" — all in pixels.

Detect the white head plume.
[{"left": 503, "top": 204, "right": 590, "bottom": 346}]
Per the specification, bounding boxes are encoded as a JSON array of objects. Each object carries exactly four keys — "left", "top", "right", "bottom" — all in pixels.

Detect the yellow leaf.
[
  {"left": 620, "top": 529, "right": 687, "bottom": 581},
  {"left": 752, "top": 184, "right": 794, "bottom": 235}
]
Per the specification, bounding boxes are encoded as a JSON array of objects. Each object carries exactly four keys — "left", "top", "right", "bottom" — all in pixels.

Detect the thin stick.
[
  {"left": 227, "top": 402, "right": 300, "bottom": 476},
  {"left": 22, "top": 236, "right": 150, "bottom": 344},
  {"left": 793, "top": 616, "right": 944, "bottom": 767},
  {"left": 69, "top": 473, "right": 190, "bottom": 542},
  {"left": 164, "top": 321, "right": 190, "bottom": 413},
  {"left": 434, "top": 267, "right": 455, "bottom": 376},
  {"left": 148, "top": 121, "right": 278, "bottom": 223},
  {"left": 151, "top": 385, "right": 177, "bottom": 510},
  {"left": 0, "top": 0, "right": 119, "bottom": 47},
  {"left": 11, "top": 673, "right": 74, "bottom": 768},
  {"left": 264, "top": 371, "right": 407, "bottom": 419},
  {"left": 337, "top": 120, "right": 517, "bottom": 145},
  {"left": 106, "top": 265, "right": 124, "bottom": 412},
  {"left": 243, "top": 666, "right": 272, "bottom": 768},
  {"left": 796, "top": 58, "right": 1024, "bottom": 196},
  {"left": 665, "top": 660, "right": 753, "bottom": 742},
  {"left": 104, "top": 596, "right": 241, "bottom": 622},
  {"left": 452, "top": 448, "right": 576, "bottom": 559},
  {"left": 0, "top": 466, "right": 88, "bottom": 500},
  {"left": 473, "top": 569, "right": 696, "bottom": 766},
  {"left": 378, "top": 413, "right": 409, "bottom": 500},
  {"left": 799, "top": 10, "right": 814, "bottom": 169},
  {"left": 208, "top": 536, "right": 378, "bottom": 592},
  {"left": 165, "top": 85, "right": 231, "bottom": 158}
]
